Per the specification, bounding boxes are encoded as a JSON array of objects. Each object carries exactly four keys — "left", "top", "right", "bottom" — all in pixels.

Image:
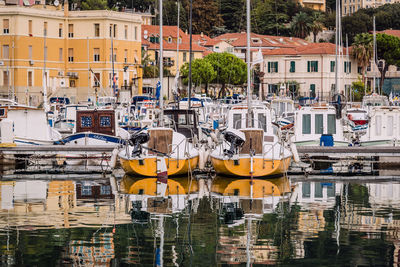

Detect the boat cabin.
[
  {"left": 293, "top": 106, "right": 344, "bottom": 144},
  {"left": 362, "top": 106, "right": 400, "bottom": 143},
  {"left": 163, "top": 109, "right": 199, "bottom": 139},
  {"left": 76, "top": 109, "right": 116, "bottom": 136},
  {"left": 362, "top": 94, "right": 389, "bottom": 108},
  {"left": 227, "top": 105, "right": 273, "bottom": 134}
]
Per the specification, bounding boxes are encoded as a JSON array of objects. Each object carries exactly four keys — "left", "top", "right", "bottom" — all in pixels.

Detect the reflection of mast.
[
  {"left": 246, "top": 217, "right": 252, "bottom": 267},
  {"left": 155, "top": 215, "right": 164, "bottom": 267}
]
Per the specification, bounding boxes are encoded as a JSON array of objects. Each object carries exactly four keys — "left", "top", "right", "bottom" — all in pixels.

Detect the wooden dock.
[{"left": 297, "top": 146, "right": 400, "bottom": 157}]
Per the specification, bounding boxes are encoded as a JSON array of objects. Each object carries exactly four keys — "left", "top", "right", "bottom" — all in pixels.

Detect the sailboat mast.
[
  {"left": 373, "top": 16, "right": 376, "bottom": 94},
  {"left": 188, "top": 0, "right": 193, "bottom": 109},
  {"left": 159, "top": 0, "right": 164, "bottom": 125},
  {"left": 246, "top": 0, "right": 251, "bottom": 127},
  {"left": 334, "top": 0, "right": 339, "bottom": 96},
  {"left": 176, "top": 0, "right": 180, "bottom": 74}
]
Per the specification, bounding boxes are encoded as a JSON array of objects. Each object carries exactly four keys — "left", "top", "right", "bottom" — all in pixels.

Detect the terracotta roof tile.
[
  {"left": 262, "top": 42, "right": 351, "bottom": 56},
  {"left": 376, "top": 29, "right": 400, "bottom": 39}
]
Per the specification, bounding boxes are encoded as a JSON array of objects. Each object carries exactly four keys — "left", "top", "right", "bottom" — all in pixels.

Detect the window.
[
  {"left": 307, "top": 61, "right": 318, "bottom": 72},
  {"left": 310, "top": 84, "right": 315, "bottom": 98},
  {"left": 3, "top": 45, "right": 9, "bottom": 59},
  {"left": 94, "top": 73, "right": 100, "bottom": 87},
  {"left": 358, "top": 66, "right": 363, "bottom": 74},
  {"left": 109, "top": 24, "right": 112, "bottom": 37},
  {"left": 178, "top": 114, "right": 187, "bottom": 125},
  {"left": 134, "top": 26, "right": 138, "bottom": 40},
  {"left": 43, "top": 21, "right": 47, "bottom": 36},
  {"left": 302, "top": 114, "right": 311, "bottom": 134},
  {"left": 94, "top": 48, "right": 100, "bottom": 62},
  {"left": 28, "top": 20, "right": 32, "bottom": 36},
  {"left": 94, "top": 23, "right": 100, "bottom": 37},
  {"left": 113, "top": 48, "right": 117, "bottom": 61},
  {"left": 113, "top": 24, "right": 117, "bottom": 38},
  {"left": 68, "top": 48, "right": 74, "bottom": 62},
  {"left": 327, "top": 183, "right": 335, "bottom": 197},
  {"left": 233, "top": 113, "right": 242, "bottom": 129},
  {"left": 59, "top": 23, "right": 62, "bottom": 37},
  {"left": 330, "top": 61, "right": 335, "bottom": 72},
  {"left": 27, "top": 71, "right": 33, "bottom": 86},
  {"left": 302, "top": 182, "right": 311, "bottom": 198},
  {"left": 82, "top": 185, "right": 92, "bottom": 196},
  {"left": 327, "top": 114, "right": 336, "bottom": 134},
  {"left": 315, "top": 114, "right": 323, "bottom": 134},
  {"left": 344, "top": 61, "right": 352, "bottom": 73},
  {"left": 289, "top": 61, "right": 295, "bottom": 73},
  {"left": 183, "top": 52, "right": 187, "bottom": 62},
  {"left": 388, "top": 116, "right": 393, "bottom": 136},
  {"left": 68, "top": 24, "right": 73, "bottom": 38},
  {"left": 44, "top": 46, "right": 47, "bottom": 61},
  {"left": 258, "top": 113, "right": 267, "bottom": 132},
  {"left": 3, "top": 19, "right": 9, "bottom": 34},
  {"left": 168, "top": 37, "right": 172, "bottom": 43},
  {"left": 100, "top": 116, "right": 112, "bottom": 127},
  {"left": 59, "top": 48, "right": 63, "bottom": 61},
  {"left": 100, "top": 185, "right": 111, "bottom": 195},
  {"left": 124, "top": 49, "right": 127, "bottom": 63},
  {"left": 268, "top": 61, "right": 278, "bottom": 73},
  {"left": 124, "top": 25, "right": 128, "bottom": 39},
  {"left": 375, "top": 115, "right": 381, "bottom": 136},
  {"left": 28, "top": 45, "right": 32, "bottom": 60},
  {"left": 3, "top": 71, "right": 9, "bottom": 86},
  {"left": 315, "top": 183, "right": 323, "bottom": 198}
]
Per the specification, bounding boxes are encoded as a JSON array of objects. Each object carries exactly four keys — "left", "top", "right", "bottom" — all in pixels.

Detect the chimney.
[{"left": 64, "top": 0, "right": 68, "bottom": 17}]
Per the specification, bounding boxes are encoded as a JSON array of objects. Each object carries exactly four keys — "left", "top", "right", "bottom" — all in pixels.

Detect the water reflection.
[{"left": 0, "top": 175, "right": 400, "bottom": 265}]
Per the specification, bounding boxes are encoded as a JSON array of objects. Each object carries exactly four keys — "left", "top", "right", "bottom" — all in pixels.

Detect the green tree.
[
  {"left": 180, "top": 0, "right": 222, "bottom": 35},
  {"left": 220, "top": 0, "right": 244, "bottom": 33},
  {"left": 204, "top": 52, "right": 247, "bottom": 98},
  {"left": 311, "top": 12, "right": 325, "bottom": 43},
  {"left": 81, "top": 0, "right": 108, "bottom": 10},
  {"left": 376, "top": 33, "right": 400, "bottom": 91},
  {"left": 180, "top": 58, "right": 216, "bottom": 95},
  {"left": 142, "top": 50, "right": 159, "bottom": 79},
  {"left": 290, "top": 12, "right": 312, "bottom": 39},
  {"left": 341, "top": 12, "right": 372, "bottom": 44},
  {"left": 351, "top": 33, "right": 373, "bottom": 84},
  {"left": 351, "top": 78, "right": 368, "bottom": 102}
]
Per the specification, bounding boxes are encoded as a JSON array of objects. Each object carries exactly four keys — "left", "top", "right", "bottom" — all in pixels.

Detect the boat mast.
[
  {"left": 188, "top": 0, "right": 193, "bottom": 109},
  {"left": 159, "top": 0, "right": 164, "bottom": 126},
  {"left": 246, "top": 0, "right": 251, "bottom": 127},
  {"left": 334, "top": 0, "right": 340, "bottom": 97},
  {"left": 43, "top": 24, "right": 48, "bottom": 112},
  {"left": 373, "top": 16, "right": 376, "bottom": 94},
  {"left": 176, "top": 0, "right": 180, "bottom": 75}
]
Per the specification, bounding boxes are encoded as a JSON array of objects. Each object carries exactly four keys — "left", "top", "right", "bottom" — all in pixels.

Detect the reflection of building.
[
  {"left": 66, "top": 232, "right": 114, "bottom": 266},
  {"left": 0, "top": 179, "right": 131, "bottom": 230}
]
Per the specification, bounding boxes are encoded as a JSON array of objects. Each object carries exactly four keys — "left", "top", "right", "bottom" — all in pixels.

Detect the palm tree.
[
  {"left": 290, "top": 12, "right": 312, "bottom": 39},
  {"left": 311, "top": 12, "right": 325, "bottom": 43},
  {"left": 351, "top": 33, "right": 373, "bottom": 85}
]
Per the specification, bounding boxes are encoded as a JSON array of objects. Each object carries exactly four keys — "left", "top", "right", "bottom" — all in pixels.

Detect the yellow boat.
[
  {"left": 210, "top": 105, "right": 292, "bottom": 178},
  {"left": 118, "top": 128, "right": 199, "bottom": 177}
]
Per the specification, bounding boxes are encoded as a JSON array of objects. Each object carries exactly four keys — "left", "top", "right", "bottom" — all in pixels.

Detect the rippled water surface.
[{"left": 0, "top": 174, "right": 399, "bottom": 266}]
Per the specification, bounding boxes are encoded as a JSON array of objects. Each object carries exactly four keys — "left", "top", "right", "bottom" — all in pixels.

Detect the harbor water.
[{"left": 0, "top": 173, "right": 398, "bottom": 266}]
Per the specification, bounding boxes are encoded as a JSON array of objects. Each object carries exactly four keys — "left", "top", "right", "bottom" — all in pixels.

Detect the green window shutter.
[
  {"left": 349, "top": 62, "right": 351, "bottom": 73},
  {"left": 331, "top": 61, "right": 335, "bottom": 72},
  {"left": 307, "top": 61, "right": 310, "bottom": 72},
  {"left": 290, "top": 61, "right": 295, "bottom": 72},
  {"left": 268, "top": 62, "right": 271, "bottom": 73},
  {"left": 275, "top": 62, "right": 278, "bottom": 72},
  {"left": 316, "top": 61, "right": 318, "bottom": 72}
]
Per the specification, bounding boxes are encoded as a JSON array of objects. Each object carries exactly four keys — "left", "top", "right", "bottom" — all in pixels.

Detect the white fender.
[
  {"left": 290, "top": 142, "right": 300, "bottom": 163},
  {"left": 110, "top": 148, "right": 119, "bottom": 168},
  {"left": 198, "top": 146, "right": 205, "bottom": 170}
]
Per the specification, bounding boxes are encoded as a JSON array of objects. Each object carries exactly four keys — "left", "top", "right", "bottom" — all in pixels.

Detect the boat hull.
[
  {"left": 210, "top": 156, "right": 291, "bottom": 177},
  {"left": 120, "top": 156, "right": 199, "bottom": 177}
]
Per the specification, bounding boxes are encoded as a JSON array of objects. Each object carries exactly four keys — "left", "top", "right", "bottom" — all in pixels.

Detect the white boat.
[
  {"left": 0, "top": 104, "right": 61, "bottom": 145},
  {"left": 54, "top": 104, "right": 90, "bottom": 134}
]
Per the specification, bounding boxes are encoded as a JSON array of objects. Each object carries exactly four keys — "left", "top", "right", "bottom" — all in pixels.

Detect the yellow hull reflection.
[
  {"left": 211, "top": 156, "right": 291, "bottom": 178},
  {"left": 120, "top": 156, "right": 199, "bottom": 177},
  {"left": 121, "top": 176, "right": 199, "bottom": 195},
  {"left": 211, "top": 176, "right": 291, "bottom": 196}
]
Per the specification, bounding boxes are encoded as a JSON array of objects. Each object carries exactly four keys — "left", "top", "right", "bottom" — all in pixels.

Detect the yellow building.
[
  {"left": 0, "top": 3, "right": 149, "bottom": 105},
  {"left": 296, "top": 0, "right": 326, "bottom": 11}
]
